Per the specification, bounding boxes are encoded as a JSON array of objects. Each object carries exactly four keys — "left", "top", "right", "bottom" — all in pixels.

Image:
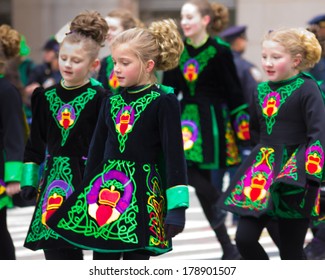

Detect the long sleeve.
[
  {"left": 23, "top": 87, "right": 47, "bottom": 164},
  {"left": 248, "top": 89, "right": 260, "bottom": 146},
  {"left": 0, "top": 80, "right": 25, "bottom": 182},
  {"left": 157, "top": 92, "right": 189, "bottom": 210},
  {"left": 157, "top": 93, "right": 188, "bottom": 187}
]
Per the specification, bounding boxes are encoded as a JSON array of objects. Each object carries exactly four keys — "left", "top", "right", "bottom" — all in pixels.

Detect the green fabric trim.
[
  {"left": 230, "top": 103, "right": 248, "bottom": 116},
  {"left": 199, "top": 105, "right": 220, "bottom": 169},
  {"left": 166, "top": 185, "right": 189, "bottom": 210},
  {"left": 20, "top": 35, "right": 31, "bottom": 56},
  {"left": 90, "top": 77, "right": 103, "bottom": 88},
  {"left": 4, "top": 161, "right": 23, "bottom": 182},
  {"left": 215, "top": 36, "right": 230, "bottom": 48},
  {"left": 157, "top": 84, "right": 174, "bottom": 94},
  {"left": 0, "top": 196, "right": 13, "bottom": 210},
  {"left": 20, "top": 163, "right": 40, "bottom": 188}
]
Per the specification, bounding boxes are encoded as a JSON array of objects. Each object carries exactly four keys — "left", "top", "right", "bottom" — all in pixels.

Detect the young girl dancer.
[
  {"left": 20, "top": 10, "right": 109, "bottom": 260},
  {"left": 0, "top": 24, "right": 25, "bottom": 259},
  {"left": 47, "top": 18, "right": 189, "bottom": 260},
  {"left": 163, "top": 0, "right": 249, "bottom": 259},
  {"left": 221, "top": 27, "right": 325, "bottom": 259}
]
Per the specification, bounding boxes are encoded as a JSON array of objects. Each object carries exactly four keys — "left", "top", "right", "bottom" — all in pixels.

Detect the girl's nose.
[
  {"left": 64, "top": 59, "right": 71, "bottom": 67},
  {"left": 265, "top": 59, "right": 273, "bottom": 66},
  {"left": 114, "top": 64, "right": 120, "bottom": 73}
]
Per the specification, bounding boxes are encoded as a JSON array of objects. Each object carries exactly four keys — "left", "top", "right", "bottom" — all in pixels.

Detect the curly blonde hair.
[
  {"left": 263, "top": 27, "right": 321, "bottom": 71},
  {"left": 110, "top": 18, "right": 184, "bottom": 82},
  {"left": 0, "top": 24, "right": 21, "bottom": 73}
]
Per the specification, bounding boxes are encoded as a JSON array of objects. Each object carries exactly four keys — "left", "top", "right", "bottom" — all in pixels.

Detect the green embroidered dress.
[
  {"left": 163, "top": 37, "right": 249, "bottom": 169},
  {"left": 22, "top": 79, "right": 107, "bottom": 250},
  {"left": 221, "top": 73, "right": 325, "bottom": 219},
  {"left": 48, "top": 84, "right": 189, "bottom": 256}
]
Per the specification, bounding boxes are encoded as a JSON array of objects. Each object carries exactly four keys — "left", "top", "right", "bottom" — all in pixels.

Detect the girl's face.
[
  {"left": 180, "top": 3, "right": 207, "bottom": 39},
  {"left": 261, "top": 40, "right": 299, "bottom": 82},
  {"left": 112, "top": 44, "right": 149, "bottom": 87},
  {"left": 106, "top": 17, "right": 124, "bottom": 44},
  {"left": 59, "top": 41, "right": 98, "bottom": 87}
]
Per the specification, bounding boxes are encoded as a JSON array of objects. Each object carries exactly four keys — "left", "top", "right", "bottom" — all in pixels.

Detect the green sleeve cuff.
[
  {"left": 20, "top": 163, "right": 40, "bottom": 189},
  {"left": 166, "top": 185, "right": 189, "bottom": 210},
  {"left": 4, "top": 161, "right": 23, "bottom": 182}
]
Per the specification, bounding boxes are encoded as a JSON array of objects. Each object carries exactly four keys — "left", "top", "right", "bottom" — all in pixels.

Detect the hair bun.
[
  {"left": 69, "top": 10, "right": 108, "bottom": 46},
  {"left": 0, "top": 24, "right": 21, "bottom": 59}
]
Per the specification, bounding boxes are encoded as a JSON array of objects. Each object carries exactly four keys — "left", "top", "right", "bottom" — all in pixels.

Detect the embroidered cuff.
[
  {"left": 4, "top": 161, "right": 23, "bottom": 182},
  {"left": 20, "top": 162, "right": 40, "bottom": 189},
  {"left": 166, "top": 185, "right": 189, "bottom": 210}
]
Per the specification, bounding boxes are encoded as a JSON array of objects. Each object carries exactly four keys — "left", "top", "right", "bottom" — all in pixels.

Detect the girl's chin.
[{"left": 266, "top": 74, "right": 277, "bottom": 81}]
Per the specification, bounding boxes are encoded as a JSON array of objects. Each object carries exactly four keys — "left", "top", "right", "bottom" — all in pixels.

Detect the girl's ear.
[
  {"left": 146, "top": 59, "right": 155, "bottom": 73},
  {"left": 293, "top": 54, "right": 302, "bottom": 68},
  {"left": 91, "top": 58, "right": 100, "bottom": 71},
  {"left": 202, "top": 15, "right": 211, "bottom": 27}
]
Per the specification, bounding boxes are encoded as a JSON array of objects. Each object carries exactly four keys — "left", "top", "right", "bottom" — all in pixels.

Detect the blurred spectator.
[
  {"left": 25, "top": 37, "right": 61, "bottom": 106},
  {"left": 307, "top": 14, "right": 325, "bottom": 93},
  {"left": 18, "top": 35, "right": 35, "bottom": 87},
  {"left": 219, "top": 25, "right": 263, "bottom": 103},
  {"left": 97, "top": 9, "right": 144, "bottom": 93},
  {"left": 24, "top": 38, "right": 61, "bottom": 124}
]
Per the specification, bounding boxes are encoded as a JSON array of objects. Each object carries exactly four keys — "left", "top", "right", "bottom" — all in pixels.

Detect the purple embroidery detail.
[
  {"left": 42, "top": 180, "right": 73, "bottom": 213},
  {"left": 86, "top": 170, "right": 133, "bottom": 214}
]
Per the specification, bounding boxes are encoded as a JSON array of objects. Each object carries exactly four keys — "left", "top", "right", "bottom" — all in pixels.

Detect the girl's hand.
[
  {"left": 165, "top": 224, "right": 184, "bottom": 240},
  {"left": 6, "top": 182, "right": 21, "bottom": 197}
]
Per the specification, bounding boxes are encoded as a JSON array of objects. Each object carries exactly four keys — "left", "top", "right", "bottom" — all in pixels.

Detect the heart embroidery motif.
[{"left": 96, "top": 205, "right": 113, "bottom": 227}]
